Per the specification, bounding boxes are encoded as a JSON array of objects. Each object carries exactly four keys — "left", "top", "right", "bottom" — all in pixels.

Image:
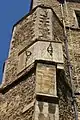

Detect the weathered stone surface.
[
  {"left": 76, "top": 96, "right": 80, "bottom": 118},
  {"left": 1, "top": 0, "right": 80, "bottom": 119},
  {"left": 18, "top": 41, "right": 63, "bottom": 73},
  {"left": 35, "top": 101, "right": 58, "bottom": 120},
  {"left": 36, "top": 63, "right": 56, "bottom": 95},
  {"left": 32, "top": 0, "right": 80, "bottom": 27},
  {"left": 35, "top": 63, "right": 59, "bottom": 120},
  {"left": 32, "top": 0, "right": 62, "bottom": 22},
  {"left": 57, "top": 70, "right": 75, "bottom": 120},
  {"left": 66, "top": 29, "right": 80, "bottom": 91},
  {"left": 2, "top": 6, "right": 64, "bottom": 87},
  {"left": 0, "top": 73, "right": 35, "bottom": 120},
  {"left": 66, "top": 29, "right": 80, "bottom": 119}
]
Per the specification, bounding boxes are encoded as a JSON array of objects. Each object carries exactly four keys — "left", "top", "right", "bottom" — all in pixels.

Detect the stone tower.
[{"left": 0, "top": 0, "right": 80, "bottom": 120}]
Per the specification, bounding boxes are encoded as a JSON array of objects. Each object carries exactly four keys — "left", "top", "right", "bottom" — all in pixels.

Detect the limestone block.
[
  {"left": 18, "top": 41, "right": 63, "bottom": 74},
  {"left": 35, "top": 101, "right": 59, "bottom": 120},
  {"left": 36, "top": 63, "right": 56, "bottom": 96}
]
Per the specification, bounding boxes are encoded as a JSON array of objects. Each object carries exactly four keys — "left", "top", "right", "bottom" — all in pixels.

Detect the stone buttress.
[
  {"left": 0, "top": 5, "right": 64, "bottom": 120},
  {"left": 0, "top": 0, "right": 80, "bottom": 120}
]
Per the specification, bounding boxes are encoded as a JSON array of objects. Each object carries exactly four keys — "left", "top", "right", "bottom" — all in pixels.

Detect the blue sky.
[{"left": 0, "top": 0, "right": 31, "bottom": 83}]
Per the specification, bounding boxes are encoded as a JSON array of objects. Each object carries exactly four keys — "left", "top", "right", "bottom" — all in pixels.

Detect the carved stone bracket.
[
  {"left": 25, "top": 50, "right": 32, "bottom": 66},
  {"left": 47, "top": 42, "right": 53, "bottom": 56}
]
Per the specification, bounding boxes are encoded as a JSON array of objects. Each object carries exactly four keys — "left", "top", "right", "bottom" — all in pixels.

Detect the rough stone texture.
[
  {"left": 11, "top": 6, "right": 64, "bottom": 52},
  {"left": 36, "top": 63, "right": 56, "bottom": 95},
  {"left": 35, "top": 63, "right": 59, "bottom": 120},
  {"left": 1, "top": 0, "right": 80, "bottom": 120},
  {"left": 0, "top": 72, "right": 35, "bottom": 120},
  {"left": 76, "top": 96, "right": 80, "bottom": 118},
  {"left": 36, "top": 1, "right": 80, "bottom": 118},
  {"left": 66, "top": 29, "right": 80, "bottom": 118},
  {"left": 2, "top": 6, "right": 64, "bottom": 87},
  {"left": 66, "top": 29, "right": 80, "bottom": 91},
  {"left": 32, "top": 0, "right": 80, "bottom": 26},
  {"left": 63, "top": 2, "right": 80, "bottom": 26},
  {"left": 32, "top": 0, "right": 62, "bottom": 21},
  {"left": 57, "top": 70, "right": 74, "bottom": 120},
  {"left": 18, "top": 41, "right": 63, "bottom": 73},
  {"left": 35, "top": 101, "right": 58, "bottom": 120}
]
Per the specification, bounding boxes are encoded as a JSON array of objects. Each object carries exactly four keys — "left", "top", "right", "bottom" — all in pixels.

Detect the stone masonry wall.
[
  {"left": 66, "top": 29, "right": 80, "bottom": 118},
  {"left": 2, "top": 6, "right": 64, "bottom": 87},
  {"left": 57, "top": 70, "right": 74, "bottom": 120},
  {"left": 32, "top": 0, "right": 80, "bottom": 27},
  {"left": 63, "top": 2, "right": 80, "bottom": 26},
  {"left": 35, "top": 63, "right": 59, "bottom": 120},
  {"left": 32, "top": 0, "right": 62, "bottom": 21},
  {"left": 66, "top": 29, "right": 80, "bottom": 91},
  {"left": 0, "top": 72, "right": 35, "bottom": 120},
  {"left": 32, "top": 0, "right": 80, "bottom": 89},
  {"left": 2, "top": 7, "right": 38, "bottom": 86},
  {"left": 1, "top": 0, "right": 80, "bottom": 119},
  {"left": 63, "top": 2, "right": 80, "bottom": 118},
  {"left": 34, "top": 1, "right": 80, "bottom": 118}
]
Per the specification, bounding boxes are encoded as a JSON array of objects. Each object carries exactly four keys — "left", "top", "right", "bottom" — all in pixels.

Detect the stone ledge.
[
  {"left": 36, "top": 93, "right": 59, "bottom": 104},
  {"left": 22, "top": 100, "right": 35, "bottom": 114},
  {"left": 0, "top": 60, "right": 57, "bottom": 93}
]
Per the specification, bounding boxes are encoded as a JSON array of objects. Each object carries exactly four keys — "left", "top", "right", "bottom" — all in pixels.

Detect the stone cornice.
[{"left": 12, "top": 5, "right": 64, "bottom": 31}]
